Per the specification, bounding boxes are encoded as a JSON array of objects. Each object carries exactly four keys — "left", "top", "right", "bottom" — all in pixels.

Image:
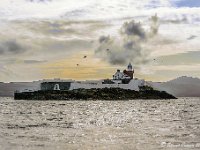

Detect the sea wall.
[{"left": 70, "top": 79, "right": 145, "bottom": 91}]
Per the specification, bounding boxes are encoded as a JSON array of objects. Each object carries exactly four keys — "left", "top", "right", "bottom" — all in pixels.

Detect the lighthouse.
[
  {"left": 123, "top": 63, "right": 134, "bottom": 79},
  {"left": 113, "top": 63, "right": 134, "bottom": 83},
  {"left": 127, "top": 63, "right": 133, "bottom": 71}
]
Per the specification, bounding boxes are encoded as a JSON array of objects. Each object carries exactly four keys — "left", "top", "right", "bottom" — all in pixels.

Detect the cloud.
[
  {"left": 99, "top": 35, "right": 110, "bottom": 43},
  {"left": 0, "top": 40, "right": 26, "bottom": 55},
  {"left": 187, "top": 35, "right": 197, "bottom": 40},
  {"left": 27, "top": 0, "right": 52, "bottom": 3},
  {"left": 155, "top": 51, "right": 200, "bottom": 66},
  {"left": 9, "top": 19, "right": 110, "bottom": 40},
  {"left": 0, "top": 19, "right": 108, "bottom": 61},
  {"left": 23, "top": 60, "right": 47, "bottom": 64},
  {"left": 0, "top": 0, "right": 199, "bottom": 82},
  {"left": 149, "top": 14, "right": 159, "bottom": 36},
  {"left": 95, "top": 14, "right": 159, "bottom": 66},
  {"left": 120, "top": 20, "right": 146, "bottom": 39},
  {"left": 161, "top": 17, "right": 188, "bottom": 24}
]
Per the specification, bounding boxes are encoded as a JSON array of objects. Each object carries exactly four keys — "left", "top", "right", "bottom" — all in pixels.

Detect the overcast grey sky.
[{"left": 0, "top": 0, "right": 200, "bottom": 82}]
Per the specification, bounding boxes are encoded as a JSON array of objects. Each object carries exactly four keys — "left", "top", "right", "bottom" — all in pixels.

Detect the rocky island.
[
  {"left": 14, "top": 64, "right": 177, "bottom": 100},
  {"left": 14, "top": 86, "right": 177, "bottom": 100}
]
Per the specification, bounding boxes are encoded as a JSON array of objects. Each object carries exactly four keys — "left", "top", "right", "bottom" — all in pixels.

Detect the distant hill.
[
  {"left": 148, "top": 76, "right": 200, "bottom": 97},
  {"left": 0, "top": 81, "right": 41, "bottom": 97}
]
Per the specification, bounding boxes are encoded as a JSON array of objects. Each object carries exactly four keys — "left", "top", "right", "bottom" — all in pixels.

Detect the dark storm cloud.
[
  {"left": 123, "top": 41, "right": 135, "bottom": 50},
  {"left": 0, "top": 40, "right": 25, "bottom": 55},
  {"left": 95, "top": 15, "right": 159, "bottom": 66},
  {"left": 120, "top": 20, "right": 146, "bottom": 39},
  {"left": 99, "top": 36, "right": 110, "bottom": 43}
]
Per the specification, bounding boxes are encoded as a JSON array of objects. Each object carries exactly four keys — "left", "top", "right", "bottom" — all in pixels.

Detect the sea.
[{"left": 0, "top": 97, "right": 200, "bottom": 150}]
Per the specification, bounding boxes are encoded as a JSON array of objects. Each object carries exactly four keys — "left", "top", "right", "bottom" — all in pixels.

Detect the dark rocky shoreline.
[{"left": 14, "top": 86, "right": 177, "bottom": 100}]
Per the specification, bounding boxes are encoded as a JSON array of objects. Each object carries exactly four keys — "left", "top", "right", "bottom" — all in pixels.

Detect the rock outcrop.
[{"left": 14, "top": 86, "right": 177, "bottom": 100}]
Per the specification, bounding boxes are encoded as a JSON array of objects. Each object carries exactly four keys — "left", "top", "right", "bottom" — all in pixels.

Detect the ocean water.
[{"left": 0, "top": 97, "right": 200, "bottom": 150}]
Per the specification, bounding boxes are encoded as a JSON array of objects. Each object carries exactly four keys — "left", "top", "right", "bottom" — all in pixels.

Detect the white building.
[
  {"left": 70, "top": 78, "right": 145, "bottom": 91},
  {"left": 113, "top": 69, "right": 124, "bottom": 80},
  {"left": 113, "top": 63, "right": 134, "bottom": 80}
]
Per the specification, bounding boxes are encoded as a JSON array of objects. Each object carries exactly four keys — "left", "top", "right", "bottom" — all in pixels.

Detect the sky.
[{"left": 0, "top": 0, "right": 200, "bottom": 82}]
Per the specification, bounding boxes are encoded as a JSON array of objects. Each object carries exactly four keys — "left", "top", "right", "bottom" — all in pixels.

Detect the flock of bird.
[{"left": 76, "top": 55, "right": 87, "bottom": 67}]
